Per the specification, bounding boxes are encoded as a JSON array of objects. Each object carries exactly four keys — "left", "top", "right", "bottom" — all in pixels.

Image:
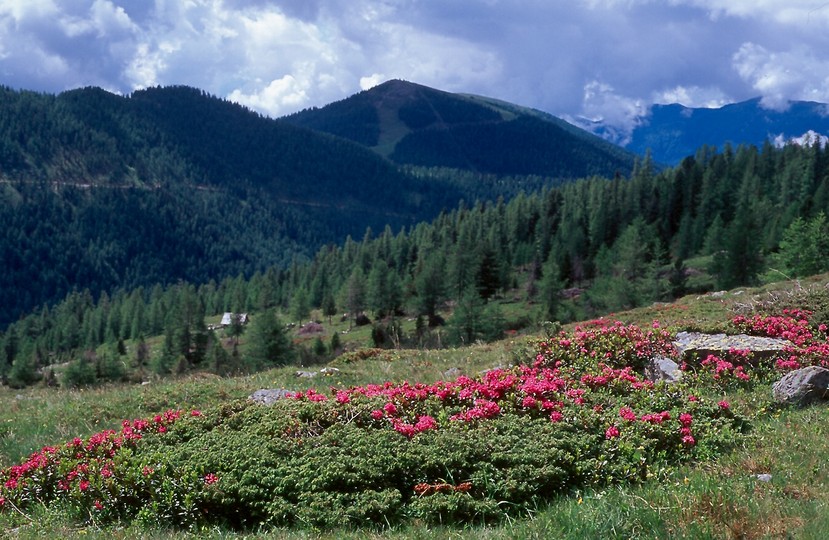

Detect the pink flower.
[
  {"left": 190, "top": 410, "right": 202, "bottom": 417},
  {"left": 682, "top": 435, "right": 696, "bottom": 446},
  {"left": 605, "top": 426, "right": 620, "bottom": 439},
  {"left": 94, "top": 500, "right": 104, "bottom": 511},
  {"left": 79, "top": 479, "right": 90, "bottom": 491},
  {"left": 414, "top": 415, "right": 437, "bottom": 432},
  {"left": 718, "top": 400, "right": 730, "bottom": 410},
  {"left": 370, "top": 409, "right": 384, "bottom": 420},
  {"left": 549, "top": 411, "right": 563, "bottom": 423},
  {"left": 619, "top": 406, "right": 637, "bottom": 422},
  {"left": 204, "top": 473, "right": 219, "bottom": 485},
  {"left": 142, "top": 466, "right": 154, "bottom": 476},
  {"left": 383, "top": 402, "right": 398, "bottom": 416},
  {"left": 679, "top": 413, "right": 693, "bottom": 427}
]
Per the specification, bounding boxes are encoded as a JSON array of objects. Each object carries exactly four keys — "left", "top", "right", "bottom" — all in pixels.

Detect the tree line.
[{"left": 3, "top": 140, "right": 829, "bottom": 387}]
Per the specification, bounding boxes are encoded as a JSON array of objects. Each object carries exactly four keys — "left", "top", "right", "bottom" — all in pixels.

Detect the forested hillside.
[
  {"left": 0, "top": 85, "right": 464, "bottom": 326},
  {"left": 283, "top": 80, "right": 636, "bottom": 178},
  {"left": 4, "top": 140, "right": 828, "bottom": 387},
  {"left": 0, "top": 83, "right": 631, "bottom": 328}
]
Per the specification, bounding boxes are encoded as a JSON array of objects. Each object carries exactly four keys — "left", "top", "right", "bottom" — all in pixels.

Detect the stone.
[
  {"left": 319, "top": 367, "right": 340, "bottom": 375},
  {"left": 443, "top": 367, "right": 462, "bottom": 380},
  {"left": 646, "top": 356, "right": 683, "bottom": 383},
  {"left": 674, "top": 331, "right": 791, "bottom": 364},
  {"left": 755, "top": 474, "right": 772, "bottom": 482},
  {"left": 249, "top": 389, "right": 295, "bottom": 405},
  {"left": 772, "top": 366, "right": 829, "bottom": 406},
  {"left": 295, "top": 370, "right": 318, "bottom": 378}
]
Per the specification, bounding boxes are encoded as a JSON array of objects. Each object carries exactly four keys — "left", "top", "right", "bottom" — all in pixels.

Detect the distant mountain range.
[
  {"left": 282, "top": 79, "right": 636, "bottom": 179},
  {"left": 583, "top": 98, "right": 829, "bottom": 165}
]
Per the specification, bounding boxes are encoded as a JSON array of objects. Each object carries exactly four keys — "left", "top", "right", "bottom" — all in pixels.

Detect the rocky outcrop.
[
  {"left": 646, "top": 356, "right": 683, "bottom": 383},
  {"left": 249, "top": 389, "right": 296, "bottom": 405},
  {"left": 772, "top": 366, "right": 829, "bottom": 406},
  {"left": 674, "top": 331, "right": 791, "bottom": 363}
]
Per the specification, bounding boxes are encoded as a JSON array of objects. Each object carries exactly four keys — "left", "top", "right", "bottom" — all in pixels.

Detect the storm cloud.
[{"left": 1, "top": 0, "right": 828, "bottom": 140}]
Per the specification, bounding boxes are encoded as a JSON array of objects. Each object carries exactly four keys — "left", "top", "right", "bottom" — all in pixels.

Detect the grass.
[{"left": 5, "top": 276, "right": 829, "bottom": 537}]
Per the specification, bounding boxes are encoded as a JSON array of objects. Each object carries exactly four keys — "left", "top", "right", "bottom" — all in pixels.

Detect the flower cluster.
[
  {"left": 731, "top": 310, "right": 829, "bottom": 372},
  {"left": 0, "top": 409, "right": 214, "bottom": 518},
  {"left": 534, "top": 319, "right": 677, "bottom": 372}
]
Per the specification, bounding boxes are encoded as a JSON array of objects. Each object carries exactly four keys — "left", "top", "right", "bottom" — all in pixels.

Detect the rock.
[
  {"left": 646, "top": 356, "right": 683, "bottom": 383},
  {"left": 295, "top": 370, "right": 318, "bottom": 378},
  {"left": 674, "top": 331, "right": 791, "bottom": 364},
  {"left": 249, "top": 389, "right": 295, "bottom": 405},
  {"left": 319, "top": 367, "right": 340, "bottom": 375},
  {"left": 772, "top": 366, "right": 829, "bottom": 406},
  {"left": 443, "top": 367, "right": 462, "bottom": 380},
  {"left": 755, "top": 474, "right": 772, "bottom": 482}
]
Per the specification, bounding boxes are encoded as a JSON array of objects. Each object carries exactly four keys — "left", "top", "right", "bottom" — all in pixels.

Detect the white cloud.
[
  {"left": 653, "top": 85, "right": 730, "bottom": 108},
  {"left": 772, "top": 129, "right": 829, "bottom": 148},
  {"left": 571, "top": 81, "right": 648, "bottom": 145},
  {"left": 360, "top": 74, "right": 385, "bottom": 91},
  {"left": 733, "top": 42, "right": 829, "bottom": 110}
]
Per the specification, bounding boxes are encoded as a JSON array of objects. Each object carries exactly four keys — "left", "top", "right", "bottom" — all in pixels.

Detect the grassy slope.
[{"left": 4, "top": 276, "right": 829, "bottom": 538}]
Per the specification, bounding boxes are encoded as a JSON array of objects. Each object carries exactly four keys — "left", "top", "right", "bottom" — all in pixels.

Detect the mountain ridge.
[{"left": 282, "top": 79, "right": 637, "bottom": 179}]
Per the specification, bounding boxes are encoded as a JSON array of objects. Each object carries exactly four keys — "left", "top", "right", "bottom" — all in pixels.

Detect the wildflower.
[
  {"left": 718, "top": 400, "right": 730, "bottom": 410},
  {"left": 414, "top": 415, "right": 437, "bottom": 432},
  {"left": 79, "top": 479, "right": 90, "bottom": 492},
  {"left": 549, "top": 411, "right": 563, "bottom": 423},
  {"left": 605, "top": 426, "right": 620, "bottom": 439},
  {"left": 204, "top": 473, "right": 219, "bottom": 485},
  {"left": 94, "top": 500, "right": 104, "bottom": 510},
  {"left": 679, "top": 413, "right": 693, "bottom": 427},
  {"left": 383, "top": 402, "right": 398, "bottom": 416},
  {"left": 370, "top": 409, "right": 384, "bottom": 420},
  {"left": 190, "top": 410, "right": 202, "bottom": 417},
  {"left": 682, "top": 435, "right": 696, "bottom": 446}
]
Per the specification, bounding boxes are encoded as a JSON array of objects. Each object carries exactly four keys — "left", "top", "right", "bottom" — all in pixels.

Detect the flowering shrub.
[
  {"left": 731, "top": 309, "right": 829, "bottom": 372},
  {"left": 0, "top": 410, "right": 219, "bottom": 527},
  {"left": 534, "top": 319, "right": 677, "bottom": 372},
  {"left": 0, "top": 320, "right": 749, "bottom": 530}
]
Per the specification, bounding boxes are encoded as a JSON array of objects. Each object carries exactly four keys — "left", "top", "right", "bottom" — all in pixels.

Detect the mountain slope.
[
  {"left": 282, "top": 79, "right": 637, "bottom": 179},
  {"left": 0, "top": 85, "right": 462, "bottom": 326},
  {"left": 623, "top": 98, "right": 829, "bottom": 164}
]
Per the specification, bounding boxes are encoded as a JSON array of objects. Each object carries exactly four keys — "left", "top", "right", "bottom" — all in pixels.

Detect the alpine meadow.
[{"left": 2, "top": 80, "right": 829, "bottom": 539}]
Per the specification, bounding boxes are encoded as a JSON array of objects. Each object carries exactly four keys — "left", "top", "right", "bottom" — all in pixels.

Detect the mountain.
[
  {"left": 282, "top": 79, "right": 637, "bottom": 179},
  {"left": 620, "top": 98, "right": 829, "bottom": 165},
  {"left": 0, "top": 85, "right": 463, "bottom": 327}
]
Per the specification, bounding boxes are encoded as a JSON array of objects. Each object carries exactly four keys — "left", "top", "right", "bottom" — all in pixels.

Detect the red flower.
[
  {"left": 717, "top": 400, "right": 730, "bottom": 409},
  {"left": 204, "top": 473, "right": 219, "bottom": 485},
  {"left": 605, "top": 426, "right": 620, "bottom": 439}
]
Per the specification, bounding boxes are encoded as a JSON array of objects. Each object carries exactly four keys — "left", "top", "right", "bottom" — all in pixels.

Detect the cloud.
[
  {"left": 653, "top": 85, "right": 731, "bottom": 108},
  {"left": 0, "top": 0, "right": 829, "bottom": 136},
  {"left": 733, "top": 42, "right": 829, "bottom": 109}
]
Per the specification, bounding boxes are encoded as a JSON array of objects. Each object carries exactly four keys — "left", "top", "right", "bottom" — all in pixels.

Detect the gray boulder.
[
  {"left": 646, "top": 356, "right": 683, "bottom": 383},
  {"left": 772, "top": 366, "right": 829, "bottom": 406},
  {"left": 249, "top": 389, "right": 295, "bottom": 405},
  {"left": 674, "top": 331, "right": 790, "bottom": 364}
]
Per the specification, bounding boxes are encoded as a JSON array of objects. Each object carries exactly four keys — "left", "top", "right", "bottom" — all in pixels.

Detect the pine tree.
[{"left": 246, "top": 309, "right": 294, "bottom": 371}]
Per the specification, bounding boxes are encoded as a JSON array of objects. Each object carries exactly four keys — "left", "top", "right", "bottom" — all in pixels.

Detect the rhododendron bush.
[{"left": 0, "top": 319, "right": 761, "bottom": 530}]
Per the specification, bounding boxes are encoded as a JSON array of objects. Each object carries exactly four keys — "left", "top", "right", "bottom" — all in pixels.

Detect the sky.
[{"left": 1, "top": 0, "right": 829, "bottom": 143}]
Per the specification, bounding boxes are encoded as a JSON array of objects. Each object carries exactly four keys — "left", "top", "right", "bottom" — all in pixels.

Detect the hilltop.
[{"left": 282, "top": 79, "right": 636, "bottom": 179}]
